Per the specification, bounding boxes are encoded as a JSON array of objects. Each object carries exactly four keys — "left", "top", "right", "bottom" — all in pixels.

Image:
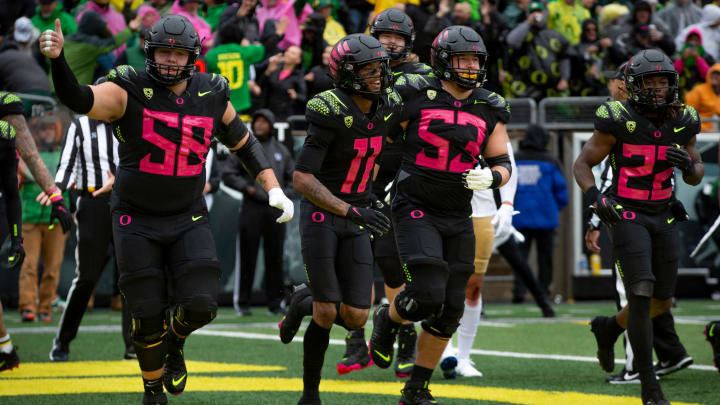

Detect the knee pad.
[
  {"left": 131, "top": 314, "right": 168, "bottom": 371},
  {"left": 171, "top": 304, "right": 217, "bottom": 336},
  {"left": 394, "top": 289, "right": 443, "bottom": 323},
  {"left": 422, "top": 301, "right": 464, "bottom": 340},
  {"left": 377, "top": 256, "right": 404, "bottom": 289},
  {"left": 628, "top": 280, "right": 654, "bottom": 298}
]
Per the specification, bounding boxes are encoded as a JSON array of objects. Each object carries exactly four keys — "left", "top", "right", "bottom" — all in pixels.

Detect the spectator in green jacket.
[
  {"left": 51, "top": 11, "right": 141, "bottom": 87},
  {"left": 204, "top": 0, "right": 228, "bottom": 31},
  {"left": 114, "top": 27, "right": 148, "bottom": 71},
  {"left": 31, "top": 0, "right": 77, "bottom": 36}
]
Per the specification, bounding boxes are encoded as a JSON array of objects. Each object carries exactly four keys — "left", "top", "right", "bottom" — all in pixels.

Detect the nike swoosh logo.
[
  {"left": 192, "top": 215, "right": 203, "bottom": 221},
  {"left": 384, "top": 113, "right": 393, "bottom": 121},
  {"left": 667, "top": 217, "right": 675, "bottom": 224},
  {"left": 624, "top": 372, "right": 639, "bottom": 380},
  {"left": 674, "top": 126, "right": 685, "bottom": 133},
  {"left": 198, "top": 91, "right": 212, "bottom": 97},
  {"left": 374, "top": 350, "right": 391, "bottom": 362},
  {"left": 397, "top": 363, "right": 413, "bottom": 369},
  {"left": 172, "top": 373, "right": 187, "bottom": 386}
]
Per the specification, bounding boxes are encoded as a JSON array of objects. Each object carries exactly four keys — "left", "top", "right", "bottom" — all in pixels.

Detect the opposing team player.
[
  {"left": 332, "top": 7, "right": 434, "bottom": 379},
  {"left": 369, "top": 26, "right": 512, "bottom": 405},
  {"left": 40, "top": 16, "right": 294, "bottom": 404},
  {"left": 281, "top": 33, "right": 399, "bottom": 404},
  {"left": 574, "top": 49, "right": 703, "bottom": 405}
]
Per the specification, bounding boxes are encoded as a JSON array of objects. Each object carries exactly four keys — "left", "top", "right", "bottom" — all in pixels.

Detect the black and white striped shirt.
[{"left": 55, "top": 116, "right": 119, "bottom": 192}]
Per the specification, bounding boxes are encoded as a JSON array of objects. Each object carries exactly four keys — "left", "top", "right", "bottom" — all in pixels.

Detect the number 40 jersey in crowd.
[
  {"left": 392, "top": 73, "right": 511, "bottom": 218},
  {"left": 106, "top": 65, "right": 230, "bottom": 216},
  {"left": 594, "top": 100, "right": 700, "bottom": 214}
]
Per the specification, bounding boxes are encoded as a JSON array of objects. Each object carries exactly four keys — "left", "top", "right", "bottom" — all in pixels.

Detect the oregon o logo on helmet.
[{"left": 168, "top": 38, "right": 175, "bottom": 45}]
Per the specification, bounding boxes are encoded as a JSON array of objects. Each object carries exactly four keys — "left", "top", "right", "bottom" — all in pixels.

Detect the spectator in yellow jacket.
[
  {"left": 685, "top": 63, "right": 720, "bottom": 132},
  {"left": 547, "top": 0, "right": 590, "bottom": 45},
  {"left": 312, "top": 0, "right": 346, "bottom": 45}
]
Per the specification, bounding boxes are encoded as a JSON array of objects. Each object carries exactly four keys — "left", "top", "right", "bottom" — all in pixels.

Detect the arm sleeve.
[
  {"left": 498, "top": 142, "right": 518, "bottom": 203},
  {"left": 559, "top": 57, "right": 571, "bottom": 81},
  {"left": 0, "top": 148, "right": 21, "bottom": 239},
  {"left": 55, "top": 120, "right": 79, "bottom": 191},
  {"left": 506, "top": 22, "right": 530, "bottom": 49}
]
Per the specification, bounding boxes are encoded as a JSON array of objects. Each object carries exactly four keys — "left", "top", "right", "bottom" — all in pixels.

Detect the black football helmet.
[
  {"left": 329, "top": 34, "right": 392, "bottom": 100},
  {"left": 430, "top": 25, "right": 487, "bottom": 89},
  {"left": 369, "top": 8, "right": 415, "bottom": 61},
  {"left": 623, "top": 49, "right": 679, "bottom": 109},
  {"left": 145, "top": 15, "right": 201, "bottom": 86}
]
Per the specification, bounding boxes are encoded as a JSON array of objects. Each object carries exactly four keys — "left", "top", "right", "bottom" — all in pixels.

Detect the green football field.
[{"left": 1, "top": 300, "right": 718, "bottom": 404}]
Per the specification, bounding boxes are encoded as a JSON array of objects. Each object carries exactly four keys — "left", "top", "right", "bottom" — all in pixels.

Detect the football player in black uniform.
[
  {"left": 0, "top": 92, "right": 27, "bottom": 373},
  {"left": 40, "top": 16, "right": 294, "bottom": 404},
  {"left": 574, "top": 49, "right": 704, "bottom": 405},
  {"left": 330, "top": 7, "right": 434, "bottom": 379},
  {"left": 280, "top": 33, "right": 399, "bottom": 405},
  {"left": 369, "top": 26, "right": 512, "bottom": 405}
]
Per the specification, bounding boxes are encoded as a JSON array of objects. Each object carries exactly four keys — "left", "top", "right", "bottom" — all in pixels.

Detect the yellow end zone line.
[
  {"left": 0, "top": 376, "right": 702, "bottom": 405},
  {"left": 0, "top": 360, "right": 284, "bottom": 379}
]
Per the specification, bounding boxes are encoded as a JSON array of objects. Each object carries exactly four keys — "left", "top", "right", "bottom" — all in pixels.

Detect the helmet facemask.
[
  {"left": 626, "top": 71, "right": 679, "bottom": 110},
  {"left": 375, "top": 31, "right": 413, "bottom": 61},
  {"left": 434, "top": 49, "right": 487, "bottom": 89},
  {"left": 348, "top": 59, "right": 393, "bottom": 100},
  {"left": 145, "top": 44, "right": 199, "bottom": 86}
]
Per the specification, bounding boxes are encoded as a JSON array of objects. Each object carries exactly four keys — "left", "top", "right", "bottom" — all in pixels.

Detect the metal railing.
[
  {"left": 507, "top": 98, "right": 537, "bottom": 130},
  {"left": 538, "top": 96, "right": 607, "bottom": 130}
]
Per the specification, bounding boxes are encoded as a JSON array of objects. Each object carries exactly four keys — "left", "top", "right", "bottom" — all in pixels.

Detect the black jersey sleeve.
[
  {"left": 487, "top": 91, "right": 511, "bottom": 124},
  {"left": 204, "top": 73, "right": 232, "bottom": 108},
  {"left": 393, "top": 73, "right": 431, "bottom": 122},
  {"left": 594, "top": 101, "right": 619, "bottom": 134},
  {"left": 0, "top": 92, "right": 24, "bottom": 118},
  {"left": 106, "top": 65, "right": 142, "bottom": 99},
  {"left": 295, "top": 95, "right": 337, "bottom": 174},
  {"left": 681, "top": 104, "right": 701, "bottom": 135}
]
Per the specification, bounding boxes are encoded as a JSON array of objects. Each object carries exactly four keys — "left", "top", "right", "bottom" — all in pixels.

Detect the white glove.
[
  {"left": 492, "top": 204, "right": 516, "bottom": 242},
  {"left": 268, "top": 188, "right": 294, "bottom": 223},
  {"left": 463, "top": 168, "right": 494, "bottom": 191}
]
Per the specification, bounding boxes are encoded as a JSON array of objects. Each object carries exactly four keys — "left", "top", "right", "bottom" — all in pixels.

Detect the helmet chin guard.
[{"left": 145, "top": 15, "right": 201, "bottom": 86}]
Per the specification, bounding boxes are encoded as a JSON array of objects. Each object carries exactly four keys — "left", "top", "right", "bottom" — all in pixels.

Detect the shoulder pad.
[
  {"left": 106, "top": 65, "right": 139, "bottom": 85},
  {"left": 315, "top": 90, "right": 351, "bottom": 116},
  {"left": 0, "top": 120, "right": 16, "bottom": 140},
  {"left": 682, "top": 104, "right": 699, "bottom": 124},
  {"left": 201, "top": 72, "right": 230, "bottom": 100},
  {"left": 393, "top": 73, "right": 430, "bottom": 98},
  {"left": 385, "top": 88, "right": 402, "bottom": 106},
  {"left": 0, "top": 91, "right": 24, "bottom": 118},
  {"left": 486, "top": 91, "right": 509, "bottom": 112},
  {"left": 594, "top": 101, "right": 629, "bottom": 134},
  {"left": 208, "top": 73, "right": 230, "bottom": 92}
]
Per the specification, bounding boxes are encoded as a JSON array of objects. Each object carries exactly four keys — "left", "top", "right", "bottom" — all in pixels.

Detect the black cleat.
[
  {"left": 653, "top": 355, "right": 693, "bottom": 377},
  {"left": 642, "top": 387, "right": 669, "bottom": 405},
  {"left": 541, "top": 302, "right": 556, "bottom": 318},
  {"left": 124, "top": 345, "right": 137, "bottom": 360},
  {"left": 399, "top": 386, "right": 443, "bottom": 405},
  {"left": 49, "top": 338, "right": 69, "bottom": 362},
  {"left": 605, "top": 368, "right": 640, "bottom": 384},
  {"left": 369, "top": 304, "right": 399, "bottom": 369},
  {"left": 705, "top": 321, "right": 720, "bottom": 373},
  {"left": 163, "top": 334, "right": 187, "bottom": 395},
  {"left": 279, "top": 283, "right": 312, "bottom": 344},
  {"left": 143, "top": 392, "right": 168, "bottom": 405},
  {"left": 297, "top": 398, "right": 321, "bottom": 405},
  {"left": 0, "top": 346, "right": 20, "bottom": 372},
  {"left": 337, "top": 329, "right": 373, "bottom": 375},
  {"left": 395, "top": 324, "right": 417, "bottom": 378},
  {"left": 590, "top": 316, "right": 617, "bottom": 373}
]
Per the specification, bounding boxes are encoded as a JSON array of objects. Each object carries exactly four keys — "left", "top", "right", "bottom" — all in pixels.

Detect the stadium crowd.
[{"left": 0, "top": 1, "right": 719, "bottom": 405}]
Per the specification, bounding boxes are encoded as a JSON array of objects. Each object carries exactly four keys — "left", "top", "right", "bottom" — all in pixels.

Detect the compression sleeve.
[
  {"left": 0, "top": 147, "right": 21, "bottom": 239},
  {"left": 498, "top": 142, "right": 517, "bottom": 203},
  {"left": 50, "top": 50, "right": 94, "bottom": 114},
  {"left": 234, "top": 133, "right": 271, "bottom": 178}
]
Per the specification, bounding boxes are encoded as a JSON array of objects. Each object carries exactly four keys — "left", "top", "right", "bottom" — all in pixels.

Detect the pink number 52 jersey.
[{"left": 106, "top": 65, "right": 230, "bottom": 215}]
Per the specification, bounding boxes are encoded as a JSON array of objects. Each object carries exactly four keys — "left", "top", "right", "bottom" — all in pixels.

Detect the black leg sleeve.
[{"left": 627, "top": 292, "right": 655, "bottom": 380}]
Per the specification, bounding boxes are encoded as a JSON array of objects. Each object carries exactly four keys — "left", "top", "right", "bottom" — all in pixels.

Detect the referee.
[{"left": 49, "top": 111, "right": 132, "bottom": 361}]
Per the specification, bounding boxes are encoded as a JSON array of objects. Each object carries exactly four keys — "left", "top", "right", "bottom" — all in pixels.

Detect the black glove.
[
  {"left": 346, "top": 205, "right": 391, "bottom": 236},
  {"left": 8, "top": 236, "right": 25, "bottom": 270},
  {"left": 594, "top": 192, "right": 624, "bottom": 227},
  {"left": 50, "top": 194, "right": 73, "bottom": 233},
  {"left": 665, "top": 145, "right": 693, "bottom": 175},
  {"left": 670, "top": 199, "right": 689, "bottom": 222}
]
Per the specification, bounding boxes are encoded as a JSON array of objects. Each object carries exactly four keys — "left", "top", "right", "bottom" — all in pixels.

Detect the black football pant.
[
  {"left": 514, "top": 228, "right": 554, "bottom": 299},
  {"left": 497, "top": 238, "right": 551, "bottom": 309},
  {"left": 56, "top": 194, "right": 132, "bottom": 349},
  {"left": 238, "top": 198, "right": 286, "bottom": 311}
]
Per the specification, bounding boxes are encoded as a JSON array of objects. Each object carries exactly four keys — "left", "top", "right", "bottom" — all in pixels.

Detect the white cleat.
[{"left": 456, "top": 358, "right": 483, "bottom": 378}]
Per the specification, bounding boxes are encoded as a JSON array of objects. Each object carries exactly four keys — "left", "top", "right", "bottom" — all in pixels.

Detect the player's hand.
[
  {"left": 346, "top": 206, "right": 391, "bottom": 236},
  {"left": 585, "top": 228, "right": 601, "bottom": 253},
  {"left": 593, "top": 193, "right": 623, "bottom": 227},
  {"left": 305, "top": 72, "right": 315, "bottom": 82},
  {"left": 40, "top": 19, "right": 64, "bottom": 59},
  {"left": 269, "top": 187, "right": 294, "bottom": 223},
  {"left": 48, "top": 188, "right": 73, "bottom": 233},
  {"left": 463, "top": 167, "right": 494, "bottom": 191},
  {"left": 492, "top": 204, "right": 517, "bottom": 242},
  {"left": 8, "top": 236, "right": 25, "bottom": 270},
  {"left": 287, "top": 88, "right": 297, "bottom": 99},
  {"left": 666, "top": 145, "right": 693, "bottom": 174}
]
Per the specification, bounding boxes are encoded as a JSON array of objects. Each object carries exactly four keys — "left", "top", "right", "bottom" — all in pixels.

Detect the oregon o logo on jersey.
[
  {"left": 626, "top": 121, "right": 636, "bottom": 133},
  {"left": 344, "top": 116, "right": 353, "bottom": 128}
]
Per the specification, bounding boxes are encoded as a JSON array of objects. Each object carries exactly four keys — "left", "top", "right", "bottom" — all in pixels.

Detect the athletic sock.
[
  {"left": 626, "top": 294, "right": 655, "bottom": 384},
  {"left": 0, "top": 334, "right": 13, "bottom": 353},
  {"left": 142, "top": 376, "right": 164, "bottom": 395},
  {"left": 407, "top": 365, "right": 434, "bottom": 389},
  {"left": 302, "top": 319, "right": 331, "bottom": 400},
  {"left": 457, "top": 298, "right": 482, "bottom": 361}
]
